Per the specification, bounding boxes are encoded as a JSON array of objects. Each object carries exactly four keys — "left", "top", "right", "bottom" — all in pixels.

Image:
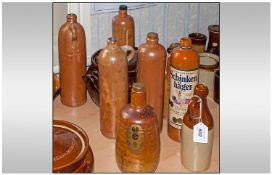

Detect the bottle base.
[
  {"left": 167, "top": 124, "right": 181, "bottom": 142},
  {"left": 60, "top": 97, "right": 87, "bottom": 107}
]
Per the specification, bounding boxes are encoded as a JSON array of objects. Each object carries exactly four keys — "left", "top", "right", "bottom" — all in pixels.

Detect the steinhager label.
[{"left": 169, "top": 66, "right": 198, "bottom": 129}]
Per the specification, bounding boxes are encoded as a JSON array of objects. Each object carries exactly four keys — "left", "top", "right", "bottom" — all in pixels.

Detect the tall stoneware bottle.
[
  {"left": 163, "top": 43, "right": 179, "bottom": 120},
  {"left": 137, "top": 32, "right": 166, "bottom": 131},
  {"left": 112, "top": 5, "right": 135, "bottom": 47},
  {"left": 58, "top": 13, "right": 87, "bottom": 107},
  {"left": 98, "top": 37, "right": 128, "bottom": 139},
  {"left": 116, "top": 83, "right": 160, "bottom": 172},
  {"left": 181, "top": 84, "right": 214, "bottom": 172},
  {"left": 168, "top": 37, "right": 199, "bottom": 142}
]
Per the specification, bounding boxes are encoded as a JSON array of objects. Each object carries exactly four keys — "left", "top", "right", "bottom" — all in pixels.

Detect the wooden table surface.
[{"left": 54, "top": 91, "right": 219, "bottom": 173}]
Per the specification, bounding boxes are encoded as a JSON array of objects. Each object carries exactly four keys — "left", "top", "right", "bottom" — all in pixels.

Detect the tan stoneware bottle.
[
  {"left": 181, "top": 84, "right": 214, "bottom": 172},
  {"left": 137, "top": 32, "right": 166, "bottom": 132},
  {"left": 168, "top": 37, "right": 199, "bottom": 142},
  {"left": 98, "top": 37, "right": 128, "bottom": 139},
  {"left": 116, "top": 83, "right": 160, "bottom": 172},
  {"left": 112, "top": 5, "right": 135, "bottom": 47},
  {"left": 58, "top": 13, "right": 87, "bottom": 107}
]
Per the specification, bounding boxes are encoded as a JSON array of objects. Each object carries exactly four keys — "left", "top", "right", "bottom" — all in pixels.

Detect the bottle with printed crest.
[
  {"left": 112, "top": 5, "right": 135, "bottom": 47},
  {"left": 168, "top": 37, "right": 199, "bottom": 142},
  {"left": 116, "top": 83, "right": 160, "bottom": 172},
  {"left": 181, "top": 84, "right": 214, "bottom": 172}
]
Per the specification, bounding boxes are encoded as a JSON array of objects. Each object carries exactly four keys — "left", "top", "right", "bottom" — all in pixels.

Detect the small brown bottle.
[
  {"left": 137, "top": 32, "right": 166, "bottom": 131},
  {"left": 112, "top": 5, "right": 135, "bottom": 47},
  {"left": 116, "top": 83, "right": 160, "bottom": 172},
  {"left": 168, "top": 38, "right": 199, "bottom": 142},
  {"left": 98, "top": 37, "right": 128, "bottom": 139},
  {"left": 58, "top": 13, "right": 87, "bottom": 107},
  {"left": 181, "top": 84, "right": 214, "bottom": 172}
]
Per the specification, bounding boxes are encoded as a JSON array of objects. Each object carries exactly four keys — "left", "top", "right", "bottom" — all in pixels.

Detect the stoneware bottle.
[
  {"left": 112, "top": 5, "right": 135, "bottom": 47},
  {"left": 168, "top": 37, "right": 199, "bottom": 142},
  {"left": 58, "top": 13, "right": 87, "bottom": 107},
  {"left": 98, "top": 37, "right": 128, "bottom": 139},
  {"left": 181, "top": 84, "right": 214, "bottom": 172},
  {"left": 137, "top": 32, "right": 166, "bottom": 131},
  {"left": 116, "top": 83, "right": 160, "bottom": 172},
  {"left": 163, "top": 43, "right": 179, "bottom": 120}
]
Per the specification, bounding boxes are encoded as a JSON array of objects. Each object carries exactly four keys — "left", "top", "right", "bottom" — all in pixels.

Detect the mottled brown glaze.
[
  {"left": 163, "top": 43, "right": 179, "bottom": 120},
  {"left": 116, "top": 83, "right": 160, "bottom": 172},
  {"left": 53, "top": 120, "right": 94, "bottom": 173},
  {"left": 112, "top": 5, "right": 135, "bottom": 47},
  {"left": 58, "top": 14, "right": 87, "bottom": 107},
  {"left": 98, "top": 37, "right": 128, "bottom": 139},
  {"left": 137, "top": 32, "right": 166, "bottom": 132},
  {"left": 168, "top": 38, "right": 199, "bottom": 142},
  {"left": 181, "top": 84, "right": 214, "bottom": 172}
]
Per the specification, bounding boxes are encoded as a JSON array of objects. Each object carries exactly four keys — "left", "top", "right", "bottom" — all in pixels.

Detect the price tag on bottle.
[{"left": 193, "top": 122, "right": 208, "bottom": 143}]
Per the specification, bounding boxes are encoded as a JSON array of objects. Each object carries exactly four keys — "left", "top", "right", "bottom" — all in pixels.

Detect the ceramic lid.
[{"left": 53, "top": 120, "right": 89, "bottom": 173}]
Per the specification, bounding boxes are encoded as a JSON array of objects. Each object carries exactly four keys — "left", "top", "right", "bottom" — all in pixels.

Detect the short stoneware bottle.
[
  {"left": 137, "top": 32, "right": 166, "bottom": 132},
  {"left": 181, "top": 84, "right": 214, "bottom": 172},
  {"left": 58, "top": 13, "right": 87, "bottom": 107},
  {"left": 112, "top": 5, "right": 135, "bottom": 47},
  {"left": 168, "top": 37, "right": 199, "bottom": 142},
  {"left": 98, "top": 37, "right": 128, "bottom": 139},
  {"left": 116, "top": 83, "right": 160, "bottom": 172}
]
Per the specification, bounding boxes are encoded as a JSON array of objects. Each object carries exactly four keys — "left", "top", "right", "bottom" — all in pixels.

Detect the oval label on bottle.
[
  {"left": 126, "top": 124, "right": 144, "bottom": 154},
  {"left": 169, "top": 66, "right": 198, "bottom": 129}
]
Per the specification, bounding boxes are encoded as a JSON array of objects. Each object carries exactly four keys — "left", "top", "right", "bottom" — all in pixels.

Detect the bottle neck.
[
  {"left": 146, "top": 38, "right": 158, "bottom": 45},
  {"left": 131, "top": 90, "right": 146, "bottom": 108},
  {"left": 119, "top": 10, "right": 127, "bottom": 17},
  {"left": 67, "top": 14, "right": 77, "bottom": 23}
]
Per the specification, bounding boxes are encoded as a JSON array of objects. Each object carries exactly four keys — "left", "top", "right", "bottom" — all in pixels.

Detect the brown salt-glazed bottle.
[
  {"left": 137, "top": 32, "right": 166, "bottom": 131},
  {"left": 112, "top": 5, "right": 135, "bottom": 47},
  {"left": 58, "top": 13, "right": 87, "bottom": 107},
  {"left": 98, "top": 37, "right": 128, "bottom": 139},
  {"left": 181, "top": 84, "right": 214, "bottom": 172},
  {"left": 116, "top": 83, "right": 160, "bottom": 172},
  {"left": 168, "top": 37, "right": 199, "bottom": 142}
]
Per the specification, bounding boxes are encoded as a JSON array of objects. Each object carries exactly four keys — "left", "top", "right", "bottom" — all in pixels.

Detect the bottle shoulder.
[
  {"left": 171, "top": 48, "right": 199, "bottom": 70},
  {"left": 121, "top": 105, "right": 157, "bottom": 125}
]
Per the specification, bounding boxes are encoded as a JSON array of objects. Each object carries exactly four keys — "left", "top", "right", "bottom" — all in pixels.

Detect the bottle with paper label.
[
  {"left": 181, "top": 84, "right": 214, "bottom": 172},
  {"left": 168, "top": 37, "right": 199, "bottom": 142}
]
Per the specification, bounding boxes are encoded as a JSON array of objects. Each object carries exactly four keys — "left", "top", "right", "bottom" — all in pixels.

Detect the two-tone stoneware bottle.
[
  {"left": 181, "top": 84, "right": 214, "bottom": 172},
  {"left": 168, "top": 37, "right": 199, "bottom": 142}
]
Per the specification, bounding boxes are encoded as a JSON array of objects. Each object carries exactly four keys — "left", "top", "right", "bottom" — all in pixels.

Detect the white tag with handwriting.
[{"left": 193, "top": 122, "right": 208, "bottom": 143}]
